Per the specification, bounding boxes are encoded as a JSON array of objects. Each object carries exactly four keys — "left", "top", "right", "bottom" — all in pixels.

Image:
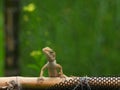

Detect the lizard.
[{"left": 39, "top": 47, "right": 67, "bottom": 79}]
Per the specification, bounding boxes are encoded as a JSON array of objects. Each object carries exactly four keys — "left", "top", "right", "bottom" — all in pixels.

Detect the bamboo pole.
[
  {"left": 0, "top": 76, "right": 71, "bottom": 89},
  {"left": 0, "top": 76, "right": 119, "bottom": 90}
]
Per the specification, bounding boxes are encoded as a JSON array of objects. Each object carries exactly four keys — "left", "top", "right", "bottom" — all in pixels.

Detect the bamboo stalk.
[
  {"left": 0, "top": 76, "right": 119, "bottom": 90},
  {"left": 0, "top": 76, "right": 72, "bottom": 89}
]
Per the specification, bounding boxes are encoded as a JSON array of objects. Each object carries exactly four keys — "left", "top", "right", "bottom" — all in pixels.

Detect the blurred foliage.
[
  {"left": 20, "top": 0, "right": 120, "bottom": 76},
  {"left": 28, "top": 50, "right": 45, "bottom": 72},
  {"left": 0, "top": 0, "right": 4, "bottom": 76}
]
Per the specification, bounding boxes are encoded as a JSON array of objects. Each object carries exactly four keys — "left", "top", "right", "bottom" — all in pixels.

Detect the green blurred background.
[{"left": 0, "top": 0, "right": 120, "bottom": 76}]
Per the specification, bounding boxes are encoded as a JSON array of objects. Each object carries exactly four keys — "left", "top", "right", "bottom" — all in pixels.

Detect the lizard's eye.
[{"left": 50, "top": 51, "right": 54, "bottom": 53}]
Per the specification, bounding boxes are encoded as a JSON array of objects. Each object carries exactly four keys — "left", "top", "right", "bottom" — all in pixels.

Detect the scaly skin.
[{"left": 39, "top": 47, "right": 66, "bottom": 77}]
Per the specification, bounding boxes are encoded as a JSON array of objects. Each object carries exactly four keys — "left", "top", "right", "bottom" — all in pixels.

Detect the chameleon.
[{"left": 39, "top": 47, "right": 67, "bottom": 78}]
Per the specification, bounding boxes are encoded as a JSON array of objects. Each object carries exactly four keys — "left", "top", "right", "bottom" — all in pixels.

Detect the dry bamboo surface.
[
  {"left": 0, "top": 76, "right": 119, "bottom": 90},
  {"left": 0, "top": 76, "right": 72, "bottom": 89}
]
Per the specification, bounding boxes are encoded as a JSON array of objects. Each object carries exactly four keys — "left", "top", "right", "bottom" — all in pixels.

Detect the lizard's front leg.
[
  {"left": 38, "top": 64, "right": 47, "bottom": 81},
  {"left": 57, "top": 64, "right": 67, "bottom": 78}
]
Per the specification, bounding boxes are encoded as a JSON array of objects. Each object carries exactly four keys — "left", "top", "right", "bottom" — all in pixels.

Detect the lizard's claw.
[
  {"left": 37, "top": 77, "right": 45, "bottom": 82},
  {"left": 60, "top": 75, "right": 67, "bottom": 78},
  {"left": 59, "top": 72, "right": 67, "bottom": 78},
  {"left": 59, "top": 74, "right": 67, "bottom": 81},
  {"left": 59, "top": 74, "right": 67, "bottom": 80}
]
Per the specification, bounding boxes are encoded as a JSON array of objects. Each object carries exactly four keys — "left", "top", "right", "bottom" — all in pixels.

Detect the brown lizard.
[{"left": 39, "top": 47, "right": 66, "bottom": 78}]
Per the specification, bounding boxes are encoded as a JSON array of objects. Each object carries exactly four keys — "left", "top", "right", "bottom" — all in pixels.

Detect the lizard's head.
[{"left": 42, "top": 47, "right": 56, "bottom": 62}]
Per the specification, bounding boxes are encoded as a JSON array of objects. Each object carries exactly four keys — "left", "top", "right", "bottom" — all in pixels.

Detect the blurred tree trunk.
[
  {"left": 4, "top": 0, "right": 20, "bottom": 76},
  {"left": 0, "top": 0, "right": 4, "bottom": 76}
]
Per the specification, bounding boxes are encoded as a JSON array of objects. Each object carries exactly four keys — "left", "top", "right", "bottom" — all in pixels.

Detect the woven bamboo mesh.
[{"left": 45, "top": 77, "right": 120, "bottom": 90}]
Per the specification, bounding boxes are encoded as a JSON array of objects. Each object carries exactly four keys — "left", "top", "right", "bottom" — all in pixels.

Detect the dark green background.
[
  {"left": 0, "top": 0, "right": 119, "bottom": 76},
  {"left": 20, "top": 0, "right": 120, "bottom": 77}
]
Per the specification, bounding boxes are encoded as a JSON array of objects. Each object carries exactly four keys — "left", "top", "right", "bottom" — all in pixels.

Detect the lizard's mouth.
[
  {"left": 42, "top": 50, "right": 50, "bottom": 55},
  {"left": 44, "top": 52, "right": 55, "bottom": 62},
  {"left": 42, "top": 48, "right": 47, "bottom": 52}
]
